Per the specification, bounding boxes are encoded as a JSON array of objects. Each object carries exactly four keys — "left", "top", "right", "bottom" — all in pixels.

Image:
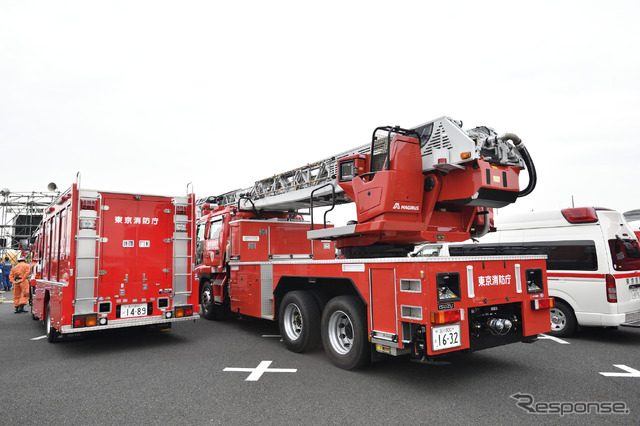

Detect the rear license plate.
[
  {"left": 432, "top": 324, "right": 461, "bottom": 351},
  {"left": 120, "top": 303, "right": 148, "bottom": 318},
  {"left": 631, "top": 287, "right": 640, "bottom": 299}
]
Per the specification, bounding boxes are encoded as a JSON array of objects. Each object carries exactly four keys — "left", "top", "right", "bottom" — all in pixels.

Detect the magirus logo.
[{"left": 393, "top": 203, "right": 420, "bottom": 211}]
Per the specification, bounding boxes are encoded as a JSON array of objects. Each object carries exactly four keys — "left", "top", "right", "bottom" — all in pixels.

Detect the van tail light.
[
  {"left": 606, "top": 274, "right": 617, "bottom": 303},
  {"left": 531, "top": 298, "right": 555, "bottom": 310},
  {"left": 430, "top": 309, "right": 463, "bottom": 325}
]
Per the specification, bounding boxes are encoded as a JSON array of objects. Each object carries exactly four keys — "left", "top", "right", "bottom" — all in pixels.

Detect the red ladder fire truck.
[
  {"left": 30, "top": 181, "right": 199, "bottom": 342},
  {"left": 196, "top": 117, "right": 554, "bottom": 369}
]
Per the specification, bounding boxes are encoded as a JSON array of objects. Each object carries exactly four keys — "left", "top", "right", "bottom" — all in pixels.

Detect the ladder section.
[
  {"left": 202, "top": 143, "right": 370, "bottom": 212},
  {"left": 172, "top": 195, "right": 193, "bottom": 306},
  {"left": 74, "top": 190, "right": 101, "bottom": 314}
]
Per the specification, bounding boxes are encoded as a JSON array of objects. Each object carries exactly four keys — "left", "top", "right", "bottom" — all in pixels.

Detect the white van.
[{"left": 445, "top": 207, "right": 640, "bottom": 336}]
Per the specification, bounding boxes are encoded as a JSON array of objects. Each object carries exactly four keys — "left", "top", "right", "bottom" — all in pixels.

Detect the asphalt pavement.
[{"left": 1, "top": 294, "right": 639, "bottom": 425}]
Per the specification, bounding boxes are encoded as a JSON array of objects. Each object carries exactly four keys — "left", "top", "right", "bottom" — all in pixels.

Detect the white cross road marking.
[
  {"left": 599, "top": 364, "right": 640, "bottom": 378},
  {"left": 224, "top": 360, "right": 297, "bottom": 381},
  {"left": 30, "top": 335, "right": 47, "bottom": 341},
  {"left": 538, "top": 333, "right": 570, "bottom": 344}
]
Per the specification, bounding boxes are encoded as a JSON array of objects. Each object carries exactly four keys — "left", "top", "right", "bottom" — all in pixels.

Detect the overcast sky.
[{"left": 1, "top": 1, "right": 639, "bottom": 225}]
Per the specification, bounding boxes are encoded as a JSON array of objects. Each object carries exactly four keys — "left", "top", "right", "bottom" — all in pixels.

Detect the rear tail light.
[
  {"left": 176, "top": 205, "right": 188, "bottom": 215},
  {"left": 561, "top": 207, "right": 598, "bottom": 223},
  {"left": 531, "top": 298, "right": 555, "bottom": 310},
  {"left": 174, "top": 305, "right": 194, "bottom": 318},
  {"left": 72, "top": 314, "right": 98, "bottom": 328},
  {"left": 430, "top": 309, "right": 463, "bottom": 325},
  {"left": 606, "top": 274, "right": 617, "bottom": 303},
  {"left": 175, "top": 222, "right": 187, "bottom": 232}
]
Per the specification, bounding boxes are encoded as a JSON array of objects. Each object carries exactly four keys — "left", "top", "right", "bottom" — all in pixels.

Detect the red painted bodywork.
[{"left": 196, "top": 205, "right": 551, "bottom": 358}]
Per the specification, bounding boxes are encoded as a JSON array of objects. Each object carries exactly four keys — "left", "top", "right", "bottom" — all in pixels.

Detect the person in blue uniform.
[{"left": 0, "top": 256, "right": 12, "bottom": 291}]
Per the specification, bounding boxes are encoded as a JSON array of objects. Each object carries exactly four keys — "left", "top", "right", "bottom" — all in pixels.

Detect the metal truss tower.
[{"left": 0, "top": 188, "right": 58, "bottom": 258}]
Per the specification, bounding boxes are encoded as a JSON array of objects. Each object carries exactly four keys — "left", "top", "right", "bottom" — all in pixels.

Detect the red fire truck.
[
  {"left": 30, "top": 182, "right": 199, "bottom": 342},
  {"left": 196, "top": 117, "right": 554, "bottom": 369}
]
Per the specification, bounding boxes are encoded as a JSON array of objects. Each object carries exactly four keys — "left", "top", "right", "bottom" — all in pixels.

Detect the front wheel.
[
  {"left": 200, "top": 281, "right": 215, "bottom": 320},
  {"left": 321, "top": 296, "right": 370, "bottom": 370},
  {"left": 279, "top": 291, "right": 321, "bottom": 353},
  {"left": 549, "top": 300, "right": 577, "bottom": 337}
]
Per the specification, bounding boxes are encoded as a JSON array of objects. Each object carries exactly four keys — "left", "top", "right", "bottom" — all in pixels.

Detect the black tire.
[
  {"left": 321, "top": 296, "right": 370, "bottom": 370},
  {"left": 200, "top": 281, "right": 215, "bottom": 320},
  {"left": 308, "top": 289, "right": 331, "bottom": 312},
  {"left": 45, "top": 302, "right": 61, "bottom": 343},
  {"left": 279, "top": 291, "right": 321, "bottom": 353},
  {"left": 549, "top": 300, "right": 577, "bottom": 337}
]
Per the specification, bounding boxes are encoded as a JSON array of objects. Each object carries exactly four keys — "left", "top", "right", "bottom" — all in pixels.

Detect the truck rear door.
[{"left": 100, "top": 194, "right": 172, "bottom": 289}]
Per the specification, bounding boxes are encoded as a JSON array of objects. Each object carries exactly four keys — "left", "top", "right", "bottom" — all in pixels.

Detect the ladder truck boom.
[
  {"left": 202, "top": 116, "right": 536, "bottom": 256},
  {"left": 202, "top": 116, "right": 534, "bottom": 212}
]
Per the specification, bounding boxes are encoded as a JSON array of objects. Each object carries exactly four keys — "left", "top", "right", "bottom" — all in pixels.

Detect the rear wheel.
[
  {"left": 45, "top": 302, "right": 61, "bottom": 343},
  {"left": 279, "top": 291, "right": 321, "bottom": 353},
  {"left": 549, "top": 300, "right": 577, "bottom": 337},
  {"left": 321, "top": 296, "right": 370, "bottom": 370}
]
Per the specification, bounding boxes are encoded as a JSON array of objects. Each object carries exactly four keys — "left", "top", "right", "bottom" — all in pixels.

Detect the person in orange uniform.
[{"left": 9, "top": 257, "right": 30, "bottom": 313}]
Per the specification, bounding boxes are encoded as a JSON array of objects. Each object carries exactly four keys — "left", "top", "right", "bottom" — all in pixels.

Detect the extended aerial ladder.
[{"left": 201, "top": 116, "right": 536, "bottom": 256}]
